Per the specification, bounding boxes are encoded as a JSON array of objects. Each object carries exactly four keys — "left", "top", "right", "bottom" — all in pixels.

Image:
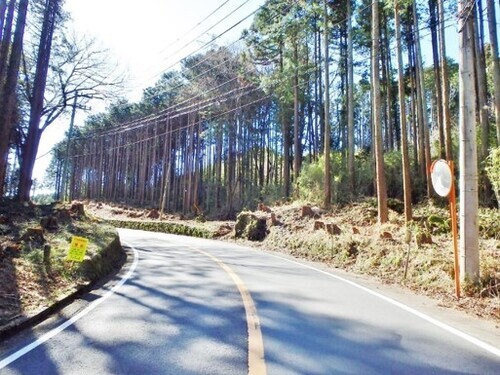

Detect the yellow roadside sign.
[{"left": 66, "top": 236, "right": 89, "bottom": 262}]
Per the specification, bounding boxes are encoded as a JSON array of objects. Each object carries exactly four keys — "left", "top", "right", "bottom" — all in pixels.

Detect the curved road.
[{"left": 0, "top": 228, "right": 499, "bottom": 374}]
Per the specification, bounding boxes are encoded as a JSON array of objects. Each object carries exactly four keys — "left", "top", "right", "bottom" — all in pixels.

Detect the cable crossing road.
[{"left": 1, "top": 228, "right": 499, "bottom": 374}]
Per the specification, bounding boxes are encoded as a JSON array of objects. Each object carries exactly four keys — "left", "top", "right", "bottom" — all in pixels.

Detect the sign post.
[{"left": 430, "top": 159, "right": 460, "bottom": 299}]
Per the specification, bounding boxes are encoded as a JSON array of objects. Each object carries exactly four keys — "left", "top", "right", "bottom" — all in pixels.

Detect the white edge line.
[
  {"left": 264, "top": 251, "right": 500, "bottom": 359},
  {"left": 0, "top": 241, "right": 139, "bottom": 369}
]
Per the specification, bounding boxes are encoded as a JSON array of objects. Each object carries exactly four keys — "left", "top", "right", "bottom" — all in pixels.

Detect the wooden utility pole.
[{"left": 458, "top": 0, "right": 480, "bottom": 282}]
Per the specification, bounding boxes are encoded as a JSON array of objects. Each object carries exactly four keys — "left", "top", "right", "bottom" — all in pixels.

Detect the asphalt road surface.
[{"left": 0, "top": 228, "right": 499, "bottom": 374}]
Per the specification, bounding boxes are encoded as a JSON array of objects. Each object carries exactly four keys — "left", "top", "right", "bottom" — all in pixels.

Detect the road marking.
[
  {"left": 189, "top": 246, "right": 267, "bottom": 375},
  {"left": 264, "top": 252, "right": 500, "bottom": 359},
  {"left": 0, "top": 241, "right": 139, "bottom": 369}
]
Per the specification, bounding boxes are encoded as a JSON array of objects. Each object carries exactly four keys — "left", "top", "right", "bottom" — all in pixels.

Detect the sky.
[{"left": 34, "top": 0, "right": 266, "bottom": 186}]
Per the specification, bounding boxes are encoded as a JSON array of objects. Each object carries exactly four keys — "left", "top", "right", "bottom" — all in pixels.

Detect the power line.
[{"left": 71, "top": 0, "right": 459, "bottom": 145}]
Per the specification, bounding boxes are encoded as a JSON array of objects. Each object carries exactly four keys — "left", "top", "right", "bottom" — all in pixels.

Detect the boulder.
[{"left": 235, "top": 212, "right": 268, "bottom": 241}]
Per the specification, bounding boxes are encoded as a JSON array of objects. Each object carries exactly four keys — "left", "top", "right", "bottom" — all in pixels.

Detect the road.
[{"left": 0, "top": 228, "right": 499, "bottom": 374}]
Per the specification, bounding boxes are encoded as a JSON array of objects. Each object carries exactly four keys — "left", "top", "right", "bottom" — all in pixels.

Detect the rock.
[
  {"left": 21, "top": 227, "right": 45, "bottom": 244},
  {"left": 40, "top": 216, "right": 58, "bottom": 231},
  {"left": 111, "top": 209, "right": 124, "bottom": 215},
  {"left": 352, "top": 226, "right": 360, "bottom": 234},
  {"left": 235, "top": 212, "right": 268, "bottom": 241},
  {"left": 380, "top": 231, "right": 393, "bottom": 240},
  {"left": 326, "top": 223, "right": 342, "bottom": 235},
  {"left": 147, "top": 209, "right": 160, "bottom": 219},
  {"left": 314, "top": 220, "right": 325, "bottom": 230}
]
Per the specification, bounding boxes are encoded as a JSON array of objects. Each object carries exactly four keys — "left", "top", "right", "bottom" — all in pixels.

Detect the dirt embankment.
[{"left": 0, "top": 201, "right": 123, "bottom": 335}]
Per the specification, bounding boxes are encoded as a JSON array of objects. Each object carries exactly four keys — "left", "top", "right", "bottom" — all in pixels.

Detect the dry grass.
[
  {"left": 0, "top": 201, "right": 118, "bottom": 327},
  {"left": 246, "top": 200, "right": 499, "bottom": 323}
]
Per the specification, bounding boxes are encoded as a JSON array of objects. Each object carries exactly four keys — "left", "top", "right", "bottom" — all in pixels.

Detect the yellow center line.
[{"left": 188, "top": 246, "right": 267, "bottom": 375}]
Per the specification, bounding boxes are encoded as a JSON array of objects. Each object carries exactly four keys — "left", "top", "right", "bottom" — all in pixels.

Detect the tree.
[
  {"left": 458, "top": 0, "right": 479, "bottom": 282},
  {"left": 347, "top": 0, "right": 355, "bottom": 195},
  {"left": 486, "top": 0, "right": 500, "bottom": 145},
  {"left": 372, "top": 0, "right": 388, "bottom": 223},
  {"left": 18, "top": 30, "right": 122, "bottom": 201},
  {"left": 394, "top": 0, "right": 412, "bottom": 223},
  {"left": 323, "top": 0, "right": 331, "bottom": 208},
  {"left": 0, "top": 0, "right": 29, "bottom": 197}
]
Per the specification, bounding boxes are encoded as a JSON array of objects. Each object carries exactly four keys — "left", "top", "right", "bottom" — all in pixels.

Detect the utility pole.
[
  {"left": 61, "top": 93, "right": 78, "bottom": 201},
  {"left": 458, "top": 0, "right": 480, "bottom": 282}
]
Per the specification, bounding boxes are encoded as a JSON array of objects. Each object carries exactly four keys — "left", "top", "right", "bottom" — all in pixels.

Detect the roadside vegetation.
[
  {"left": 84, "top": 199, "right": 499, "bottom": 323},
  {"left": 0, "top": 201, "right": 122, "bottom": 332}
]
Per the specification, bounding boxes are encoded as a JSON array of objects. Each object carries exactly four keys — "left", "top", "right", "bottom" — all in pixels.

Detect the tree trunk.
[
  {"left": 293, "top": 38, "right": 301, "bottom": 186},
  {"left": 438, "top": 0, "right": 453, "bottom": 160},
  {"left": 372, "top": 0, "right": 388, "bottom": 223},
  {"left": 474, "top": 2, "right": 489, "bottom": 163},
  {"left": 347, "top": 0, "right": 355, "bottom": 196},
  {"left": 486, "top": 0, "right": 500, "bottom": 145},
  {"left": 0, "top": 0, "right": 28, "bottom": 197},
  {"left": 458, "top": 0, "right": 480, "bottom": 282},
  {"left": 395, "top": 0, "right": 413, "bottom": 223},
  {"left": 413, "top": 0, "right": 432, "bottom": 197},
  {"left": 0, "top": 0, "right": 15, "bottom": 84},
  {"left": 323, "top": 0, "right": 331, "bottom": 208},
  {"left": 18, "top": 0, "right": 60, "bottom": 201},
  {"left": 429, "top": 0, "right": 445, "bottom": 158}
]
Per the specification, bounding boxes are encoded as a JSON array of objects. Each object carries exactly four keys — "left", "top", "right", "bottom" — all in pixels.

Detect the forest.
[{"left": 0, "top": 0, "right": 499, "bottom": 283}]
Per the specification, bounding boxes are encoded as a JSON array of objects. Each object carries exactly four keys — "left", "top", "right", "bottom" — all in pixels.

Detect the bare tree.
[{"left": 18, "top": 32, "right": 122, "bottom": 200}]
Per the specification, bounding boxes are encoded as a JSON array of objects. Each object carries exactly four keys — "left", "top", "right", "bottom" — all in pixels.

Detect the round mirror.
[{"left": 431, "top": 159, "right": 453, "bottom": 197}]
